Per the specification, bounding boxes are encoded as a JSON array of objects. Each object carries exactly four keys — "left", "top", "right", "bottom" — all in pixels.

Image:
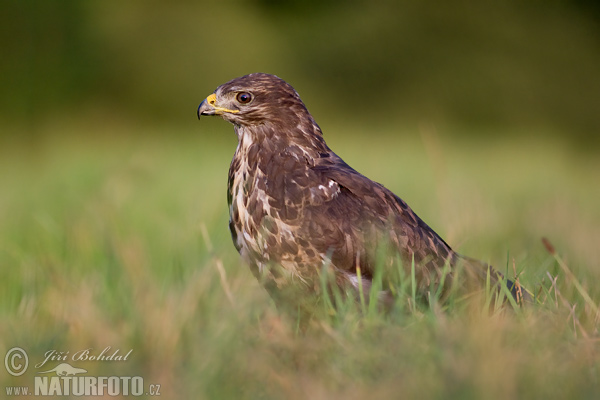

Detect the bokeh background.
[
  {"left": 2, "top": 1, "right": 600, "bottom": 399},
  {"left": 2, "top": 0, "right": 600, "bottom": 144}
]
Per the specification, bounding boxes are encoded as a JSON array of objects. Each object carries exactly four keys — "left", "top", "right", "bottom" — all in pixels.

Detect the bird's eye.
[{"left": 236, "top": 92, "right": 253, "bottom": 104}]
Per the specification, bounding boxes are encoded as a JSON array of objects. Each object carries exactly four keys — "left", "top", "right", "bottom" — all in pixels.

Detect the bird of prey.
[{"left": 197, "top": 73, "right": 527, "bottom": 309}]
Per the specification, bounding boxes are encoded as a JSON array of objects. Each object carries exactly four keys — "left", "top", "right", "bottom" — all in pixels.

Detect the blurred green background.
[{"left": 2, "top": 0, "right": 600, "bottom": 146}]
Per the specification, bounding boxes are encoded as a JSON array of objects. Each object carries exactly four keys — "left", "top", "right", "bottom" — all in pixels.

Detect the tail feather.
[{"left": 459, "top": 255, "right": 533, "bottom": 305}]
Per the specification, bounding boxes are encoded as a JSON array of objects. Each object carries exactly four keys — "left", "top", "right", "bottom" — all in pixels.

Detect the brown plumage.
[{"left": 198, "top": 73, "right": 527, "bottom": 307}]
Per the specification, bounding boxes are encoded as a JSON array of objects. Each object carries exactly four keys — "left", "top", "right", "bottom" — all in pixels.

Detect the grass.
[{"left": 0, "top": 122, "right": 599, "bottom": 399}]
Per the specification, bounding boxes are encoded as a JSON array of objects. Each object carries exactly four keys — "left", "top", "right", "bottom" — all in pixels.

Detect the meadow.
[{"left": 1, "top": 122, "right": 599, "bottom": 399}]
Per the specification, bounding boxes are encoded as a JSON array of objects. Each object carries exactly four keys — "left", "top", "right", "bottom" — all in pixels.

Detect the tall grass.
[{"left": 1, "top": 125, "right": 599, "bottom": 399}]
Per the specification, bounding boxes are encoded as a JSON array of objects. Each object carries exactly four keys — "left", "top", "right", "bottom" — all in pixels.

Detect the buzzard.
[{"left": 197, "top": 73, "right": 527, "bottom": 309}]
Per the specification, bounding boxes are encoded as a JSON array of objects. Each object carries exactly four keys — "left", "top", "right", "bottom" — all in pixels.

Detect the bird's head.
[{"left": 198, "top": 73, "right": 314, "bottom": 130}]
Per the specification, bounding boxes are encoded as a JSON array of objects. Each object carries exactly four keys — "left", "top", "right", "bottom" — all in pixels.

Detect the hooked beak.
[{"left": 197, "top": 93, "right": 240, "bottom": 119}]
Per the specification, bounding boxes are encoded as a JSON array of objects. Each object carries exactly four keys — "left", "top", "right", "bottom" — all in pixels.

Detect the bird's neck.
[{"left": 233, "top": 120, "right": 329, "bottom": 158}]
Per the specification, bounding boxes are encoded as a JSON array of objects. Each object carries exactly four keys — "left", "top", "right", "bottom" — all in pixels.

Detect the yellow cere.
[{"left": 206, "top": 93, "right": 239, "bottom": 114}]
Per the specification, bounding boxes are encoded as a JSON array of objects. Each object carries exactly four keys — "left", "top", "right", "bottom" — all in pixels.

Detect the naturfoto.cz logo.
[{"left": 4, "top": 347, "right": 161, "bottom": 397}]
